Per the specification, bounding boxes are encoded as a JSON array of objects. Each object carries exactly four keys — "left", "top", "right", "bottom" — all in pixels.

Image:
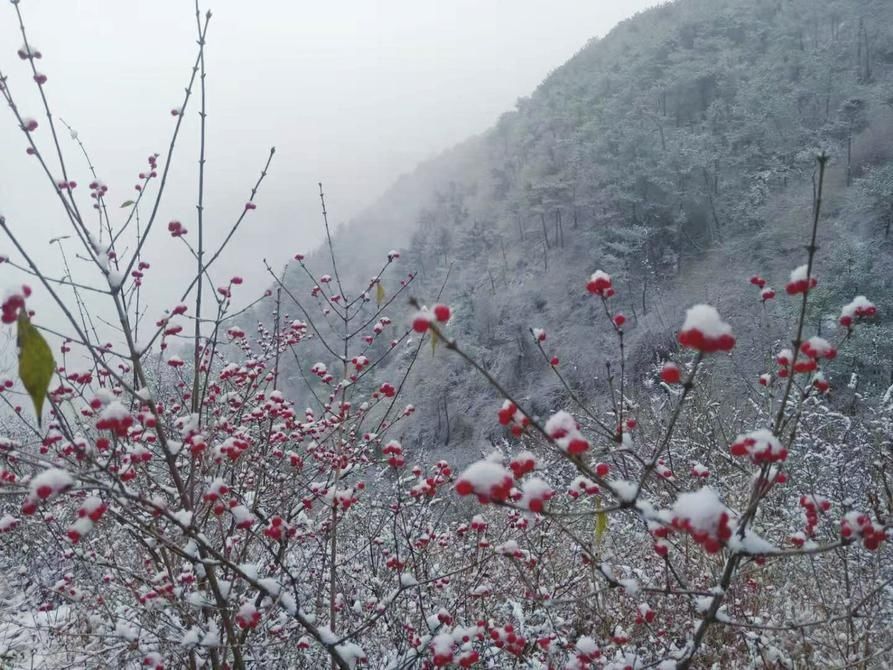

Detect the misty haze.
[{"left": 0, "top": 0, "right": 892, "bottom": 668}]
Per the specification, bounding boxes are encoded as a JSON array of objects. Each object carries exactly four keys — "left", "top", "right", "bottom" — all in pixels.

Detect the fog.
[{"left": 0, "top": 0, "right": 655, "bottom": 350}]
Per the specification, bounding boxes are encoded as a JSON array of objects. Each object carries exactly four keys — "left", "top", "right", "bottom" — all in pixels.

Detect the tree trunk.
[
  {"left": 443, "top": 397, "right": 451, "bottom": 445},
  {"left": 557, "top": 209, "right": 564, "bottom": 247},
  {"left": 641, "top": 278, "right": 648, "bottom": 316}
]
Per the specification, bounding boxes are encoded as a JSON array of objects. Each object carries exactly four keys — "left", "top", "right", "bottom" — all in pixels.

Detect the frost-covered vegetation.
[
  {"left": 0, "top": 0, "right": 892, "bottom": 669},
  {"left": 294, "top": 0, "right": 893, "bottom": 456}
]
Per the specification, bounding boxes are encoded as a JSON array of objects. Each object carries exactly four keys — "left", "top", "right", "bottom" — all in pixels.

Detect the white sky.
[{"left": 0, "top": 0, "right": 655, "bottom": 360}]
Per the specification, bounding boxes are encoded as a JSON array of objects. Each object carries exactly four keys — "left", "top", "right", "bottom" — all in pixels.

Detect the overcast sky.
[{"left": 0, "top": 0, "right": 656, "bottom": 361}]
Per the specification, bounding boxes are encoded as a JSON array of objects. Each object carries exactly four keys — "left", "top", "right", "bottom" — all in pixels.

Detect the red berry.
[
  {"left": 660, "top": 363, "right": 681, "bottom": 384},
  {"left": 455, "top": 480, "right": 473, "bottom": 496},
  {"left": 567, "top": 438, "right": 589, "bottom": 455},
  {"left": 433, "top": 304, "right": 451, "bottom": 322}
]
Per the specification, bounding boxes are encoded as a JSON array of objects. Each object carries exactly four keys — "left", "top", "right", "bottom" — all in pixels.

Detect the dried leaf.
[
  {"left": 594, "top": 499, "right": 608, "bottom": 547},
  {"left": 430, "top": 327, "right": 439, "bottom": 355}
]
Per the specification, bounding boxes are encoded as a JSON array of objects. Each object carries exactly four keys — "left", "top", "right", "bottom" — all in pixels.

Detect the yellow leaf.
[
  {"left": 17, "top": 311, "right": 55, "bottom": 427},
  {"left": 375, "top": 282, "right": 385, "bottom": 306},
  {"left": 594, "top": 499, "right": 608, "bottom": 548},
  {"left": 430, "top": 327, "right": 439, "bottom": 355}
]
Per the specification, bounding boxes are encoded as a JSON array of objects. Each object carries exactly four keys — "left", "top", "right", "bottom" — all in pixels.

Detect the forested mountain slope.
[{"left": 277, "top": 0, "right": 893, "bottom": 461}]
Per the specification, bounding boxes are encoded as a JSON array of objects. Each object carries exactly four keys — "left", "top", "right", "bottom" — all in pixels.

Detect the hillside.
[{"left": 275, "top": 0, "right": 893, "bottom": 462}]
